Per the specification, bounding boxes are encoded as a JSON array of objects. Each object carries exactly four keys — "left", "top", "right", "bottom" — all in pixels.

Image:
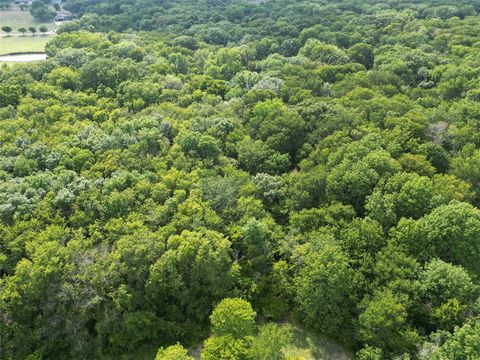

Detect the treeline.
[
  {"left": 59, "top": 0, "right": 480, "bottom": 36},
  {"left": 1, "top": 0, "right": 480, "bottom": 359}
]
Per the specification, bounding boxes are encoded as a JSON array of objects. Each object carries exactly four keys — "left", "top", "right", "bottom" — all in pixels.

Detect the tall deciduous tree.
[{"left": 294, "top": 242, "right": 355, "bottom": 337}]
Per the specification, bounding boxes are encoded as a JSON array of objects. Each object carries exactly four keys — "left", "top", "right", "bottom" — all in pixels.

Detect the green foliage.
[
  {"left": 29, "top": 0, "right": 55, "bottom": 21},
  {"left": 418, "top": 259, "right": 477, "bottom": 308},
  {"left": 394, "top": 202, "right": 480, "bottom": 274},
  {"left": 356, "top": 346, "right": 384, "bottom": 360},
  {"left": 0, "top": 83, "right": 21, "bottom": 108},
  {"left": 1, "top": 0, "right": 480, "bottom": 358},
  {"left": 39, "top": 25, "right": 48, "bottom": 35},
  {"left": 250, "top": 99, "right": 306, "bottom": 157},
  {"left": 259, "top": 260, "right": 293, "bottom": 320},
  {"left": 328, "top": 150, "right": 400, "bottom": 212},
  {"left": 339, "top": 217, "right": 385, "bottom": 264},
  {"left": 202, "top": 301, "right": 292, "bottom": 360},
  {"left": 210, "top": 298, "right": 256, "bottom": 339},
  {"left": 348, "top": 43, "right": 374, "bottom": 69},
  {"left": 358, "top": 291, "right": 419, "bottom": 355},
  {"left": 1, "top": 26, "right": 12, "bottom": 35},
  {"left": 300, "top": 39, "right": 349, "bottom": 65},
  {"left": 156, "top": 343, "right": 193, "bottom": 360},
  {"left": 294, "top": 242, "right": 354, "bottom": 337},
  {"left": 366, "top": 172, "right": 434, "bottom": 227},
  {"left": 431, "top": 319, "right": 480, "bottom": 359},
  {"left": 250, "top": 323, "right": 292, "bottom": 360},
  {"left": 416, "top": 259, "right": 477, "bottom": 330},
  {"left": 372, "top": 242, "right": 419, "bottom": 294},
  {"left": 146, "top": 230, "right": 236, "bottom": 338},
  {"left": 201, "top": 335, "right": 252, "bottom": 360},
  {"left": 47, "top": 67, "right": 81, "bottom": 90}
]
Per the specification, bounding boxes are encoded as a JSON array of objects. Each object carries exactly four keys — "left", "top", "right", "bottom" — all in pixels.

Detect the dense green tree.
[
  {"left": 250, "top": 323, "right": 292, "bottom": 360},
  {"left": 249, "top": 99, "right": 306, "bottom": 157},
  {"left": 300, "top": 39, "right": 349, "bottom": 64},
  {"left": 237, "top": 137, "right": 290, "bottom": 175},
  {"left": 418, "top": 259, "right": 477, "bottom": 309},
  {"left": 210, "top": 298, "right": 256, "bottom": 339},
  {"left": 356, "top": 346, "right": 384, "bottom": 360},
  {"left": 156, "top": 343, "right": 193, "bottom": 360},
  {"left": 294, "top": 242, "right": 355, "bottom": 337},
  {"left": 259, "top": 260, "right": 293, "bottom": 320},
  {"left": 431, "top": 319, "right": 480, "bottom": 359},
  {"left": 29, "top": 0, "right": 55, "bottom": 21},
  {"left": 147, "top": 230, "right": 236, "bottom": 338},
  {"left": 1, "top": 26, "right": 12, "bottom": 36},
  {"left": 326, "top": 145, "right": 400, "bottom": 212},
  {"left": 201, "top": 335, "right": 252, "bottom": 360},
  {"left": 338, "top": 217, "right": 386, "bottom": 264},
  {"left": 366, "top": 172, "right": 434, "bottom": 227},
  {"left": 47, "top": 67, "right": 81, "bottom": 90},
  {"left": 348, "top": 43, "right": 374, "bottom": 69},
  {"left": 0, "top": 83, "right": 21, "bottom": 108},
  {"left": 1, "top": 0, "right": 480, "bottom": 358},
  {"left": 358, "top": 290, "right": 419, "bottom": 355},
  {"left": 372, "top": 242, "right": 419, "bottom": 295},
  {"left": 393, "top": 202, "right": 480, "bottom": 274},
  {"left": 39, "top": 25, "right": 48, "bottom": 36},
  {"left": 205, "top": 48, "right": 244, "bottom": 81},
  {"left": 416, "top": 259, "right": 477, "bottom": 330}
]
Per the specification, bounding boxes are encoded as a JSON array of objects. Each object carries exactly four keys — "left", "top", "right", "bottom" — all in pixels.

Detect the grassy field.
[
  {"left": 0, "top": 34, "right": 54, "bottom": 54},
  {"left": 0, "top": 6, "right": 56, "bottom": 54},
  {"left": 284, "top": 324, "right": 353, "bottom": 360},
  {"left": 0, "top": 6, "right": 56, "bottom": 30}
]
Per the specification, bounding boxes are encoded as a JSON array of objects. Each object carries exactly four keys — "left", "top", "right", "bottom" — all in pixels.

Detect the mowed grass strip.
[{"left": 0, "top": 34, "right": 54, "bottom": 54}]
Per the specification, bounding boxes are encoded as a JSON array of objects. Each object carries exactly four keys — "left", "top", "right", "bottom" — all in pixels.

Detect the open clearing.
[
  {"left": 126, "top": 323, "right": 353, "bottom": 360},
  {"left": 0, "top": 34, "right": 53, "bottom": 55},
  {"left": 284, "top": 324, "right": 353, "bottom": 360},
  {"left": 0, "top": 6, "right": 56, "bottom": 54}
]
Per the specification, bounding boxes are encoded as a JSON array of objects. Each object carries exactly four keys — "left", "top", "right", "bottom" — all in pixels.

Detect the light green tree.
[
  {"left": 210, "top": 298, "right": 256, "bottom": 338},
  {"left": 156, "top": 343, "right": 193, "bottom": 360}
]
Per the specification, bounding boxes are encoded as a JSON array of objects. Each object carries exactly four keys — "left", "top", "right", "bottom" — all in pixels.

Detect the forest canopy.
[{"left": 1, "top": 0, "right": 480, "bottom": 359}]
